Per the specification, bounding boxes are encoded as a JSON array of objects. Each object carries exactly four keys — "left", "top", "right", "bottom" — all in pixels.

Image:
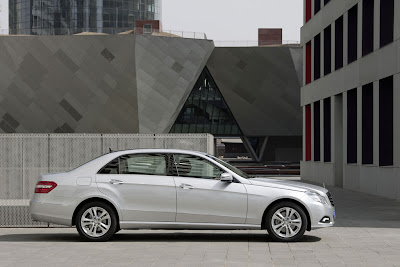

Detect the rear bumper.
[{"left": 30, "top": 199, "right": 74, "bottom": 226}]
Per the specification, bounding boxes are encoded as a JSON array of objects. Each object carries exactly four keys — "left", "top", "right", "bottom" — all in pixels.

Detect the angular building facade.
[
  {"left": 301, "top": 0, "right": 400, "bottom": 199},
  {"left": 0, "top": 34, "right": 302, "bottom": 162},
  {"left": 9, "top": 0, "right": 161, "bottom": 35}
]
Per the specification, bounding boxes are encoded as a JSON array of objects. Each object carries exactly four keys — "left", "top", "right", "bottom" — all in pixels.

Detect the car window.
[
  {"left": 120, "top": 154, "right": 167, "bottom": 175},
  {"left": 98, "top": 154, "right": 167, "bottom": 176},
  {"left": 98, "top": 157, "right": 119, "bottom": 174},
  {"left": 173, "top": 154, "right": 224, "bottom": 179},
  {"left": 208, "top": 155, "right": 250, "bottom": 179}
]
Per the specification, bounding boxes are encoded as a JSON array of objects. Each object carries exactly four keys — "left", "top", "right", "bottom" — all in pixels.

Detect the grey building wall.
[
  {"left": 0, "top": 34, "right": 303, "bottom": 161},
  {"left": 135, "top": 35, "right": 214, "bottom": 133},
  {"left": 207, "top": 46, "right": 303, "bottom": 137},
  {"left": 301, "top": 0, "right": 400, "bottom": 200},
  {"left": 0, "top": 34, "right": 214, "bottom": 134},
  {"left": 0, "top": 35, "right": 139, "bottom": 134}
]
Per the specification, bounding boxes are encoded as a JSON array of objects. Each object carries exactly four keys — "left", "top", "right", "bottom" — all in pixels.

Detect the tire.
[
  {"left": 265, "top": 201, "right": 307, "bottom": 242},
  {"left": 75, "top": 201, "right": 117, "bottom": 242}
]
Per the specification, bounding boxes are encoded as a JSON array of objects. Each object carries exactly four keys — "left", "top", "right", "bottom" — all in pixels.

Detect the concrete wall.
[
  {"left": 0, "top": 34, "right": 214, "bottom": 134},
  {"left": 301, "top": 0, "right": 400, "bottom": 200}
]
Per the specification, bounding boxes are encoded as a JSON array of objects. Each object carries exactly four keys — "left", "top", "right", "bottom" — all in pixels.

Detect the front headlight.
[{"left": 306, "top": 191, "right": 328, "bottom": 204}]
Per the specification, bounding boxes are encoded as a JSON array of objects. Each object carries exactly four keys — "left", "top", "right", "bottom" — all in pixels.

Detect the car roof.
[{"left": 107, "top": 149, "right": 209, "bottom": 157}]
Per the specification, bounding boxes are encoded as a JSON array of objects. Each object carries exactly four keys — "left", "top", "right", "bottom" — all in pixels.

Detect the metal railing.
[
  {"left": 0, "top": 28, "right": 208, "bottom": 40},
  {"left": 214, "top": 40, "right": 300, "bottom": 47},
  {"left": 0, "top": 133, "right": 214, "bottom": 227}
]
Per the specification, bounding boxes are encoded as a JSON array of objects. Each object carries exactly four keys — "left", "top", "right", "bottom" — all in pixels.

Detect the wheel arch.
[
  {"left": 72, "top": 197, "right": 121, "bottom": 230},
  {"left": 261, "top": 198, "right": 312, "bottom": 231}
]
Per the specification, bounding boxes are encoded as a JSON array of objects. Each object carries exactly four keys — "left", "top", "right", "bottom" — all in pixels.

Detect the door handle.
[
  {"left": 179, "top": 183, "right": 194, "bottom": 189},
  {"left": 109, "top": 179, "right": 124, "bottom": 185}
]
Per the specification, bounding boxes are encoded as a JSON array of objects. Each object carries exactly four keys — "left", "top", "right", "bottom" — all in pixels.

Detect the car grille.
[{"left": 326, "top": 191, "right": 334, "bottom": 206}]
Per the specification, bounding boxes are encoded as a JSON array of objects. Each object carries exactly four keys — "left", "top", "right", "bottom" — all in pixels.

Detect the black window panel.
[
  {"left": 347, "top": 89, "right": 358, "bottom": 164},
  {"left": 324, "top": 98, "right": 331, "bottom": 162},
  {"left": 362, "top": 83, "right": 373, "bottom": 164},
  {"left": 362, "top": 0, "right": 374, "bottom": 56},
  {"left": 335, "top": 16, "right": 344, "bottom": 70},
  {"left": 380, "top": 0, "right": 394, "bottom": 47},
  {"left": 379, "top": 76, "right": 394, "bottom": 166},
  {"left": 324, "top": 25, "right": 332, "bottom": 76},
  {"left": 315, "top": 0, "right": 321, "bottom": 14},
  {"left": 170, "top": 67, "right": 242, "bottom": 136},
  {"left": 348, "top": 4, "right": 358, "bottom": 64},
  {"left": 314, "top": 34, "right": 321, "bottom": 80},
  {"left": 324, "top": 0, "right": 330, "bottom": 4},
  {"left": 98, "top": 158, "right": 119, "bottom": 174},
  {"left": 314, "top": 101, "right": 321, "bottom": 161}
]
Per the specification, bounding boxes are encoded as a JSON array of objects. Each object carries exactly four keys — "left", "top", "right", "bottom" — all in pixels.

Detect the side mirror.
[{"left": 220, "top": 173, "right": 233, "bottom": 182}]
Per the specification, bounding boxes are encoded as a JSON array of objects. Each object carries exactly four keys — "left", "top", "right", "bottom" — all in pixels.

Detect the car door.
[
  {"left": 96, "top": 153, "right": 176, "bottom": 222},
  {"left": 173, "top": 154, "right": 247, "bottom": 224}
]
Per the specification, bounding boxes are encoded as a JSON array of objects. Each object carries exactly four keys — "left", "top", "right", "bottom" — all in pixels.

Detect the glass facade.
[
  {"left": 170, "top": 68, "right": 242, "bottom": 136},
  {"left": 9, "top": 0, "right": 161, "bottom": 35}
]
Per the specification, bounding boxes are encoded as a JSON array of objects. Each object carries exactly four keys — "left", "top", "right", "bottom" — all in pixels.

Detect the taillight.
[{"left": 35, "top": 181, "right": 57, "bottom": 194}]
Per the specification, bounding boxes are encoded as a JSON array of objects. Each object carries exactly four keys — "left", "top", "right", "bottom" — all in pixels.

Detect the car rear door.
[
  {"left": 95, "top": 153, "right": 176, "bottom": 222},
  {"left": 173, "top": 154, "right": 247, "bottom": 224}
]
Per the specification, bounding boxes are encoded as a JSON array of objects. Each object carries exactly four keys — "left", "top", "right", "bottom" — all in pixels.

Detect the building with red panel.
[{"left": 301, "top": 0, "right": 400, "bottom": 200}]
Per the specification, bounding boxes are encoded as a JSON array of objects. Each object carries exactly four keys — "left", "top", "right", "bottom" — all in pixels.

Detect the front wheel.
[
  {"left": 75, "top": 201, "right": 117, "bottom": 242},
  {"left": 265, "top": 201, "right": 307, "bottom": 242}
]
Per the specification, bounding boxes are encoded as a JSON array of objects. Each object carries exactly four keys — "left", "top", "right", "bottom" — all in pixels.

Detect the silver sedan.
[{"left": 30, "top": 149, "right": 335, "bottom": 242}]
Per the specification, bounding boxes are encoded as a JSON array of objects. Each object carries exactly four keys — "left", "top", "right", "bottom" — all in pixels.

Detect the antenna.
[{"left": 323, "top": 183, "right": 326, "bottom": 189}]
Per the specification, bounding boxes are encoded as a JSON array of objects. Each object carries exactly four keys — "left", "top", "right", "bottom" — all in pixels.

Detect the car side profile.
[{"left": 30, "top": 149, "right": 335, "bottom": 242}]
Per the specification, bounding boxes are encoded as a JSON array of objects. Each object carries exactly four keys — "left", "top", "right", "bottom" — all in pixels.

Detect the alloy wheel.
[
  {"left": 80, "top": 207, "right": 111, "bottom": 238},
  {"left": 271, "top": 207, "right": 302, "bottom": 238}
]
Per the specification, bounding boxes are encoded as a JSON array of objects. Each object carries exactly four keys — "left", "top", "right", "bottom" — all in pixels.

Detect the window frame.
[
  {"left": 97, "top": 153, "right": 172, "bottom": 176},
  {"left": 172, "top": 153, "right": 226, "bottom": 180}
]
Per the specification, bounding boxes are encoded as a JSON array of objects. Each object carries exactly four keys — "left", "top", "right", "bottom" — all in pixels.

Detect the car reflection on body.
[{"left": 30, "top": 149, "right": 335, "bottom": 242}]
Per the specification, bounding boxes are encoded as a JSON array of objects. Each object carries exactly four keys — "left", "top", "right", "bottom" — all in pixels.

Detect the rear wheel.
[
  {"left": 265, "top": 201, "right": 307, "bottom": 242},
  {"left": 75, "top": 201, "right": 117, "bottom": 242}
]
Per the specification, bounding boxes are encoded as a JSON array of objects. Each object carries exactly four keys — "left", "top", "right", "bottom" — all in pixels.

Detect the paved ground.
[{"left": 1, "top": 183, "right": 400, "bottom": 267}]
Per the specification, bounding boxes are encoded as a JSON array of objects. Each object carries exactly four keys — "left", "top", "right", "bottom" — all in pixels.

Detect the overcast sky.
[{"left": 162, "top": 0, "right": 303, "bottom": 42}]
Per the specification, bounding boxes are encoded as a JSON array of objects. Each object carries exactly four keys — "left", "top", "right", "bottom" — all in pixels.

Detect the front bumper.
[{"left": 308, "top": 202, "right": 335, "bottom": 230}]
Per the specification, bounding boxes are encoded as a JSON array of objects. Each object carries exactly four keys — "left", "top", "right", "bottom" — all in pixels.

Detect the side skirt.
[{"left": 120, "top": 221, "right": 262, "bottom": 230}]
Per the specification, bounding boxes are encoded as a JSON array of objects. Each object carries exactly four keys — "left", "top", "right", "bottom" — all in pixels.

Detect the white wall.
[{"left": 0, "top": 0, "right": 8, "bottom": 34}]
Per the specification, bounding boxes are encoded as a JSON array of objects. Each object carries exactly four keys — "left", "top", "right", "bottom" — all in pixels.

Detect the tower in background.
[
  {"left": 8, "top": 0, "right": 162, "bottom": 35},
  {"left": 0, "top": 0, "right": 8, "bottom": 34}
]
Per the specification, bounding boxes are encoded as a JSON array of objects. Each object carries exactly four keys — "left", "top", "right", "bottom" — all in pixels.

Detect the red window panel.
[
  {"left": 305, "top": 105, "right": 312, "bottom": 161},
  {"left": 306, "top": 42, "right": 312, "bottom": 85},
  {"left": 306, "top": 0, "right": 312, "bottom": 22}
]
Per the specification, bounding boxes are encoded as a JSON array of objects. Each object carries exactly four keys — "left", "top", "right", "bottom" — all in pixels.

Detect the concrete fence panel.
[{"left": 0, "top": 133, "right": 214, "bottom": 227}]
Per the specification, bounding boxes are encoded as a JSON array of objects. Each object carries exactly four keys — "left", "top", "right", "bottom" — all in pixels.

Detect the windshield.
[{"left": 209, "top": 156, "right": 251, "bottom": 179}]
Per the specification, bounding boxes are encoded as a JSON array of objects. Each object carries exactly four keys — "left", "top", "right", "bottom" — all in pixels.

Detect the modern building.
[
  {"left": 0, "top": 33, "right": 302, "bottom": 162},
  {"left": 0, "top": 0, "right": 8, "bottom": 33},
  {"left": 8, "top": 0, "right": 161, "bottom": 35},
  {"left": 301, "top": 0, "right": 400, "bottom": 199}
]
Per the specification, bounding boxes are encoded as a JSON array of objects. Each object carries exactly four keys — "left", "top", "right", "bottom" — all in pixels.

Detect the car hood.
[{"left": 248, "top": 177, "right": 328, "bottom": 194}]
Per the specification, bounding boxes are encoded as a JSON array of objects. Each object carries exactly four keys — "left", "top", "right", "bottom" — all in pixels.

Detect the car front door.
[
  {"left": 173, "top": 154, "right": 247, "bottom": 224},
  {"left": 96, "top": 153, "right": 176, "bottom": 222}
]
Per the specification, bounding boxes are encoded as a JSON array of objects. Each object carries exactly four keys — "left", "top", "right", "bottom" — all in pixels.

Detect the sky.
[{"left": 162, "top": 0, "right": 303, "bottom": 43}]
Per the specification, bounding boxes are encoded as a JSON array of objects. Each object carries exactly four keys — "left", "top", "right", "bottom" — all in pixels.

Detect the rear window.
[{"left": 98, "top": 154, "right": 167, "bottom": 176}]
